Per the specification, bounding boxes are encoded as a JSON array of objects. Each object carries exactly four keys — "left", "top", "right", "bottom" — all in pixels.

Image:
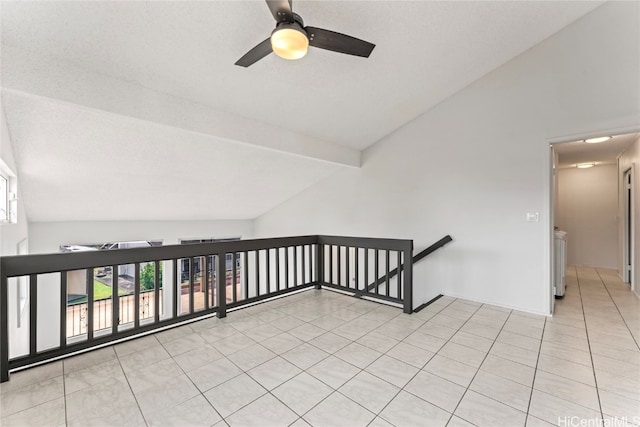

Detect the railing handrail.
[
  {"left": 0, "top": 235, "right": 319, "bottom": 277},
  {"left": 367, "top": 235, "right": 452, "bottom": 291}
]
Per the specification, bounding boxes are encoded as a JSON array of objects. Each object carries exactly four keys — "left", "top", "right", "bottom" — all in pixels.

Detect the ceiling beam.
[{"left": 1, "top": 45, "right": 361, "bottom": 168}]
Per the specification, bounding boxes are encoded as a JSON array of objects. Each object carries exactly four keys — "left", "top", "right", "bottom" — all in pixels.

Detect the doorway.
[{"left": 550, "top": 131, "right": 639, "bottom": 313}]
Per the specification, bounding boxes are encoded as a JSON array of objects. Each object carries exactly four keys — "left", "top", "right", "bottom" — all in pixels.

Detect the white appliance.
[{"left": 554, "top": 230, "right": 567, "bottom": 297}]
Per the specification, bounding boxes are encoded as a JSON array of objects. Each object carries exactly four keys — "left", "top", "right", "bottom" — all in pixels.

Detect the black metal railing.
[
  {"left": 367, "top": 235, "right": 452, "bottom": 292},
  {"left": 0, "top": 235, "right": 413, "bottom": 382}
]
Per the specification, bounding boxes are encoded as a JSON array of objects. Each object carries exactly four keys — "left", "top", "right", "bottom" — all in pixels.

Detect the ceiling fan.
[{"left": 235, "top": 0, "right": 375, "bottom": 67}]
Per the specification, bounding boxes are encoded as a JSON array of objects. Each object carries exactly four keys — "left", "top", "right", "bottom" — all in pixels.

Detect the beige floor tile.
[
  {"left": 226, "top": 393, "right": 298, "bottom": 427},
  {"left": 247, "top": 356, "right": 301, "bottom": 390},
  {"left": 365, "top": 355, "right": 419, "bottom": 388},
  {"left": 203, "top": 373, "right": 266, "bottom": 418},
  {"left": 272, "top": 372, "right": 333, "bottom": 416},
  {"left": 307, "top": 355, "right": 361, "bottom": 389},
  {"left": 338, "top": 371, "right": 400, "bottom": 413},
  {"left": 145, "top": 394, "right": 221, "bottom": 427},
  {"left": 490, "top": 341, "right": 538, "bottom": 368},
  {"left": 0, "top": 375, "right": 64, "bottom": 417},
  {"left": 536, "top": 353, "right": 596, "bottom": 387},
  {"left": 480, "top": 354, "right": 535, "bottom": 386},
  {"left": 380, "top": 390, "right": 451, "bottom": 427},
  {"left": 334, "top": 342, "right": 382, "bottom": 369},
  {"left": 528, "top": 390, "right": 601, "bottom": 425},
  {"left": 187, "top": 357, "right": 243, "bottom": 392},
  {"left": 438, "top": 342, "right": 487, "bottom": 368},
  {"left": 386, "top": 342, "right": 434, "bottom": 368},
  {"left": 470, "top": 370, "right": 531, "bottom": 412},
  {"left": 423, "top": 355, "right": 478, "bottom": 388},
  {"left": 595, "top": 369, "right": 640, "bottom": 400},
  {"left": 0, "top": 396, "right": 65, "bottom": 427},
  {"left": 533, "top": 371, "right": 600, "bottom": 411},
  {"left": 454, "top": 390, "right": 527, "bottom": 427},
  {"left": 303, "top": 392, "right": 376, "bottom": 427},
  {"left": 405, "top": 370, "right": 466, "bottom": 412}
]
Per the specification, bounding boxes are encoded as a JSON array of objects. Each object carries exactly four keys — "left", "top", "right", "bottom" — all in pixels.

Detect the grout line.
[
  {"left": 444, "top": 308, "right": 517, "bottom": 426},
  {"left": 523, "top": 314, "right": 547, "bottom": 426},
  {"left": 575, "top": 266, "right": 605, "bottom": 420},
  {"left": 62, "top": 359, "right": 68, "bottom": 427},
  {"left": 113, "top": 343, "right": 150, "bottom": 427},
  {"left": 595, "top": 268, "right": 640, "bottom": 351}
]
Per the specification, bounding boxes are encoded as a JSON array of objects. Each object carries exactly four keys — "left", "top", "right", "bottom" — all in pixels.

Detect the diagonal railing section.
[
  {"left": 317, "top": 236, "right": 414, "bottom": 313},
  {"left": 367, "top": 235, "right": 452, "bottom": 292},
  {"left": 0, "top": 234, "right": 413, "bottom": 382}
]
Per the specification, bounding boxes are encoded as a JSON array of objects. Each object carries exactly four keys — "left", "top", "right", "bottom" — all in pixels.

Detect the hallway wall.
[{"left": 556, "top": 165, "right": 618, "bottom": 269}]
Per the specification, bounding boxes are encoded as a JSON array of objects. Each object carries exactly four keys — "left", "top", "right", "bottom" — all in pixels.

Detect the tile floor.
[{"left": 1, "top": 266, "right": 639, "bottom": 427}]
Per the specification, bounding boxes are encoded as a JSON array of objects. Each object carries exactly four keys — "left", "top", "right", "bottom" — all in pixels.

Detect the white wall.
[
  {"left": 255, "top": 1, "right": 640, "bottom": 315},
  {"left": 556, "top": 165, "right": 618, "bottom": 269},
  {"left": 618, "top": 136, "right": 640, "bottom": 297},
  {"left": 1, "top": 104, "right": 30, "bottom": 366},
  {"left": 0, "top": 104, "right": 28, "bottom": 256},
  {"left": 28, "top": 220, "right": 253, "bottom": 254}
]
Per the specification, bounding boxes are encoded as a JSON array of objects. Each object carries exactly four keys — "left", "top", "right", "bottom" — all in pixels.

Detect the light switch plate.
[{"left": 526, "top": 212, "right": 540, "bottom": 222}]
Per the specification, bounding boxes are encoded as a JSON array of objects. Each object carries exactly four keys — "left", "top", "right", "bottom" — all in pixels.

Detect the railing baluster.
[
  {"left": 155, "top": 261, "right": 161, "bottom": 322},
  {"left": 293, "top": 246, "right": 298, "bottom": 287},
  {"left": 27, "top": 276, "right": 38, "bottom": 349},
  {"left": 233, "top": 252, "right": 238, "bottom": 303},
  {"left": 217, "top": 252, "right": 227, "bottom": 318},
  {"left": 112, "top": 264, "right": 119, "bottom": 334},
  {"left": 316, "top": 244, "right": 323, "bottom": 289},
  {"left": 285, "top": 247, "right": 290, "bottom": 289},
  {"left": 254, "top": 250, "right": 260, "bottom": 297},
  {"left": 403, "top": 242, "right": 414, "bottom": 314},
  {"left": 275, "top": 248, "right": 281, "bottom": 291},
  {"left": 397, "top": 251, "right": 402, "bottom": 299},
  {"left": 301, "top": 245, "right": 306, "bottom": 284},
  {"left": 329, "top": 245, "right": 333, "bottom": 285},
  {"left": 60, "top": 272, "right": 67, "bottom": 349},
  {"left": 374, "top": 250, "right": 379, "bottom": 295},
  {"left": 337, "top": 246, "right": 341, "bottom": 287},
  {"left": 354, "top": 249, "right": 359, "bottom": 291},
  {"left": 133, "top": 264, "right": 140, "bottom": 328},
  {"left": 385, "top": 250, "right": 390, "bottom": 298},
  {"left": 188, "top": 258, "right": 195, "bottom": 314},
  {"left": 86, "top": 269, "right": 94, "bottom": 340},
  {"left": 346, "top": 246, "right": 351, "bottom": 289},
  {"left": 266, "top": 249, "right": 271, "bottom": 294},
  {"left": 243, "top": 251, "right": 249, "bottom": 301},
  {"left": 364, "top": 249, "right": 369, "bottom": 293},
  {"left": 172, "top": 259, "right": 178, "bottom": 318}
]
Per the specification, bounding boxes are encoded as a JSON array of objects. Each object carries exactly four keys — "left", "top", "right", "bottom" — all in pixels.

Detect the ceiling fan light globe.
[{"left": 271, "top": 26, "right": 309, "bottom": 60}]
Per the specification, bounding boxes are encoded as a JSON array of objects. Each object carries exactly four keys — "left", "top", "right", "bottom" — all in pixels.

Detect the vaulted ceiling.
[{"left": 0, "top": 1, "right": 605, "bottom": 222}]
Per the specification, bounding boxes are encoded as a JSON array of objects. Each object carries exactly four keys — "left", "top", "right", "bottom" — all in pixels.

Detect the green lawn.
[{"left": 69, "top": 280, "right": 129, "bottom": 304}]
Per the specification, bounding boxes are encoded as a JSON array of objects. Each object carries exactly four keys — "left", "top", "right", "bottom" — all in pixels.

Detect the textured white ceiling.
[
  {"left": 0, "top": 1, "right": 606, "bottom": 221},
  {"left": 2, "top": 91, "right": 341, "bottom": 221}
]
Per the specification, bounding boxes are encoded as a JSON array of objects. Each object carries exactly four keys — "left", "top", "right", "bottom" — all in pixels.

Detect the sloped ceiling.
[{"left": 0, "top": 1, "right": 605, "bottom": 221}]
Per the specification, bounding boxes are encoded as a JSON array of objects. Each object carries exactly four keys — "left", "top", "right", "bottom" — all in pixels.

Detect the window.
[
  {"left": 0, "top": 161, "right": 17, "bottom": 224},
  {"left": 0, "top": 173, "right": 7, "bottom": 222}
]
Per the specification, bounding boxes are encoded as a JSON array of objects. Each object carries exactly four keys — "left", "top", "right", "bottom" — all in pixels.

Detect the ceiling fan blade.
[
  {"left": 235, "top": 38, "right": 273, "bottom": 67},
  {"left": 266, "top": 0, "right": 293, "bottom": 23},
  {"left": 305, "top": 27, "right": 375, "bottom": 58}
]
